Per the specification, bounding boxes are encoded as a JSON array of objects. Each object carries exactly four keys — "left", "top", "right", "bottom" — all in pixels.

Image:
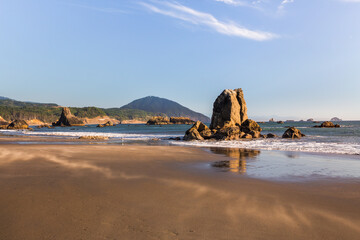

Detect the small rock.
[{"left": 282, "top": 127, "right": 305, "bottom": 139}]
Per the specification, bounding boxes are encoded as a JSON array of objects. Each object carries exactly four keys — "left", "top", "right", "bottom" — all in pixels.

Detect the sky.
[{"left": 0, "top": 0, "right": 360, "bottom": 120}]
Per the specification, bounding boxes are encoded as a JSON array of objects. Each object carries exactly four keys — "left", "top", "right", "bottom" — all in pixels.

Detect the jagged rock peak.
[
  {"left": 210, "top": 88, "right": 248, "bottom": 129},
  {"left": 53, "top": 107, "right": 85, "bottom": 127}
]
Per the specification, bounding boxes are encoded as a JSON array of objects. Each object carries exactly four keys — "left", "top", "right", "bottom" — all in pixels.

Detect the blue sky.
[{"left": 0, "top": 0, "right": 360, "bottom": 120}]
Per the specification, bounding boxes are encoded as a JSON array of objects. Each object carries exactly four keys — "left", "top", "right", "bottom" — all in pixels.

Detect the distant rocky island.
[
  {"left": 330, "top": 117, "right": 342, "bottom": 121},
  {"left": 0, "top": 95, "right": 209, "bottom": 125}
]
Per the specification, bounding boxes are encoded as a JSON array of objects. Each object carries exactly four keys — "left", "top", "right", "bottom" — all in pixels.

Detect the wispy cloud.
[
  {"left": 278, "top": 0, "right": 294, "bottom": 11},
  {"left": 215, "top": 0, "right": 249, "bottom": 7},
  {"left": 140, "top": 1, "right": 278, "bottom": 41},
  {"left": 214, "top": 0, "right": 265, "bottom": 11}
]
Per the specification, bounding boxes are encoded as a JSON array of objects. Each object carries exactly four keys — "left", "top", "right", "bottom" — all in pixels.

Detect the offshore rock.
[
  {"left": 282, "top": 127, "right": 305, "bottom": 139},
  {"left": 183, "top": 121, "right": 210, "bottom": 141},
  {"left": 184, "top": 89, "right": 263, "bottom": 141},
  {"left": 97, "top": 121, "right": 114, "bottom": 128},
  {"left": 240, "top": 119, "right": 262, "bottom": 133},
  {"left": 266, "top": 133, "right": 278, "bottom": 138},
  {"left": 314, "top": 121, "right": 340, "bottom": 128},
  {"left": 170, "top": 117, "right": 195, "bottom": 125},
  {"left": 53, "top": 107, "right": 85, "bottom": 127},
  {"left": 146, "top": 116, "right": 170, "bottom": 125},
  {"left": 7, "top": 120, "right": 29, "bottom": 130},
  {"left": 212, "top": 127, "right": 244, "bottom": 140},
  {"left": 210, "top": 88, "right": 248, "bottom": 129}
]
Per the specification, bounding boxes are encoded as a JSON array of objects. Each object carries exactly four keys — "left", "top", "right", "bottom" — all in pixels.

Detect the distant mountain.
[
  {"left": 0, "top": 97, "right": 58, "bottom": 107},
  {"left": 0, "top": 97, "right": 160, "bottom": 123},
  {"left": 121, "top": 96, "right": 210, "bottom": 122}
]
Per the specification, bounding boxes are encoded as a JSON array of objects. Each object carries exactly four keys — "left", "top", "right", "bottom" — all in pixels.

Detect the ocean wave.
[
  {"left": 170, "top": 139, "right": 360, "bottom": 155},
  {"left": 1, "top": 129, "right": 360, "bottom": 155},
  {"left": 0, "top": 129, "right": 178, "bottom": 140}
]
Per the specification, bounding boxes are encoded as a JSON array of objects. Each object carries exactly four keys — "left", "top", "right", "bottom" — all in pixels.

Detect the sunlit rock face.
[
  {"left": 53, "top": 107, "right": 85, "bottom": 127},
  {"left": 210, "top": 88, "right": 248, "bottom": 129},
  {"left": 184, "top": 88, "right": 264, "bottom": 141}
]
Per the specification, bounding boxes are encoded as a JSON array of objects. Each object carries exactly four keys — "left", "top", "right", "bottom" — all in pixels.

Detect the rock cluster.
[
  {"left": 53, "top": 107, "right": 85, "bottom": 127},
  {"left": 146, "top": 117, "right": 171, "bottom": 125},
  {"left": 282, "top": 127, "right": 305, "bottom": 139},
  {"left": 170, "top": 117, "right": 195, "bottom": 125},
  {"left": 184, "top": 89, "right": 262, "bottom": 141},
  {"left": 314, "top": 121, "right": 340, "bottom": 128},
  {"left": 147, "top": 116, "right": 195, "bottom": 125},
  {"left": 97, "top": 121, "right": 114, "bottom": 128}
]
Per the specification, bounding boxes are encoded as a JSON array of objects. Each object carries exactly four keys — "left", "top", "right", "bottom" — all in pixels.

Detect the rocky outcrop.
[
  {"left": 184, "top": 121, "right": 212, "bottom": 141},
  {"left": 97, "top": 121, "right": 114, "bottom": 128},
  {"left": 184, "top": 89, "right": 262, "bottom": 141},
  {"left": 266, "top": 133, "right": 278, "bottom": 138},
  {"left": 146, "top": 116, "right": 196, "bottom": 125},
  {"left": 210, "top": 88, "right": 248, "bottom": 129},
  {"left": 53, "top": 107, "right": 85, "bottom": 127},
  {"left": 314, "top": 121, "right": 340, "bottom": 128},
  {"left": 0, "top": 116, "right": 9, "bottom": 129},
  {"left": 146, "top": 117, "right": 170, "bottom": 125},
  {"left": 282, "top": 127, "right": 305, "bottom": 139},
  {"left": 7, "top": 120, "right": 29, "bottom": 130},
  {"left": 170, "top": 117, "right": 195, "bottom": 125}
]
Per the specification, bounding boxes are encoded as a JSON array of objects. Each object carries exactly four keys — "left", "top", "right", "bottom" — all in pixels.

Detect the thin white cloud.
[
  {"left": 339, "top": 0, "right": 360, "bottom": 2},
  {"left": 215, "top": 0, "right": 249, "bottom": 6},
  {"left": 278, "top": 0, "right": 294, "bottom": 11},
  {"left": 214, "top": 0, "right": 265, "bottom": 11},
  {"left": 140, "top": 1, "right": 278, "bottom": 41}
]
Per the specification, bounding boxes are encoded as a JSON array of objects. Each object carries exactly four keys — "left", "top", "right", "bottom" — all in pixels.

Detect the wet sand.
[{"left": 0, "top": 143, "right": 360, "bottom": 240}]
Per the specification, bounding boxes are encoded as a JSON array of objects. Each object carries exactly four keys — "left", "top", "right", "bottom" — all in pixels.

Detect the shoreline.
[
  {"left": 0, "top": 133, "right": 359, "bottom": 158},
  {"left": 0, "top": 144, "right": 360, "bottom": 239},
  {"left": 0, "top": 135, "right": 360, "bottom": 181}
]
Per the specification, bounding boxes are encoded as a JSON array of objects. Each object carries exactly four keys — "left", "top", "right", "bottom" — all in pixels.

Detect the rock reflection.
[{"left": 210, "top": 148, "right": 260, "bottom": 174}]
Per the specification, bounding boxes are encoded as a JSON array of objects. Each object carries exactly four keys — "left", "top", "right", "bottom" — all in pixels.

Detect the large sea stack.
[
  {"left": 184, "top": 88, "right": 261, "bottom": 141},
  {"left": 210, "top": 88, "right": 248, "bottom": 129},
  {"left": 53, "top": 107, "right": 85, "bottom": 127}
]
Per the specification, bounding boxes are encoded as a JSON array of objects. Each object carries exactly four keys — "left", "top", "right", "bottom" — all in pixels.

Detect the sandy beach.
[{"left": 0, "top": 141, "right": 360, "bottom": 240}]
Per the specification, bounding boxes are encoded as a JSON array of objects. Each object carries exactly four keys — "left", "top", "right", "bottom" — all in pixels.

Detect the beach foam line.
[
  {"left": 0, "top": 129, "right": 179, "bottom": 140},
  {"left": 170, "top": 138, "right": 360, "bottom": 155}
]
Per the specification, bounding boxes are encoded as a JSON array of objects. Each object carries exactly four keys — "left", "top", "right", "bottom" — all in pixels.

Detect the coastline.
[{"left": 1, "top": 140, "right": 360, "bottom": 239}]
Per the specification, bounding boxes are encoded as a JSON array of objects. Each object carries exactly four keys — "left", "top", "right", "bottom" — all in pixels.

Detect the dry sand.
[{"left": 0, "top": 144, "right": 360, "bottom": 240}]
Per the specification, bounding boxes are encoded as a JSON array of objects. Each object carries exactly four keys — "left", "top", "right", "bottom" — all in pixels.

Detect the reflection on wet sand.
[{"left": 210, "top": 148, "right": 260, "bottom": 173}]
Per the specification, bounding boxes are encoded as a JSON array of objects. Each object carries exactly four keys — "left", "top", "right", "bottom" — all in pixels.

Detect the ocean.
[{"left": 1, "top": 121, "right": 360, "bottom": 156}]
